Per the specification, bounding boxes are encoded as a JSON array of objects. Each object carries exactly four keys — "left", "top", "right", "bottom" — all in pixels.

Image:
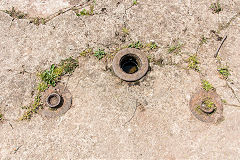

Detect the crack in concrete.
[{"left": 0, "top": 0, "right": 93, "bottom": 25}]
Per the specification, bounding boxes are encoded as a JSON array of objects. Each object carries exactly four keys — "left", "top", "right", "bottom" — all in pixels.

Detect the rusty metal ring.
[
  {"left": 112, "top": 48, "right": 149, "bottom": 81},
  {"left": 46, "top": 93, "right": 61, "bottom": 108},
  {"left": 189, "top": 89, "right": 223, "bottom": 123}
]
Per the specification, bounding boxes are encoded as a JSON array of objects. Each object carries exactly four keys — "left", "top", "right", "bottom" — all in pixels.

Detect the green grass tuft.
[
  {"left": 128, "top": 41, "right": 143, "bottom": 49},
  {"left": 210, "top": 2, "right": 222, "bottom": 14},
  {"left": 5, "top": 7, "right": 27, "bottom": 19},
  {"left": 133, "top": 0, "right": 138, "bottom": 5},
  {"left": 59, "top": 57, "right": 79, "bottom": 75},
  {"left": 39, "top": 64, "right": 61, "bottom": 87},
  {"left": 168, "top": 43, "right": 183, "bottom": 54},
  {"left": 202, "top": 97, "right": 215, "bottom": 109},
  {"left": 202, "top": 80, "right": 214, "bottom": 91},
  {"left": 218, "top": 66, "right": 231, "bottom": 79},
  {"left": 122, "top": 27, "right": 129, "bottom": 35},
  {"left": 94, "top": 49, "right": 106, "bottom": 60},
  {"left": 20, "top": 94, "right": 42, "bottom": 120},
  {"left": 0, "top": 113, "right": 3, "bottom": 121},
  {"left": 188, "top": 54, "right": 200, "bottom": 71}
]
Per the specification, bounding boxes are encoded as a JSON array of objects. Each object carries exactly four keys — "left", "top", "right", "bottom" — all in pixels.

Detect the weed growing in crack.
[
  {"left": 128, "top": 41, "right": 143, "bottom": 49},
  {"left": 94, "top": 49, "right": 106, "bottom": 60},
  {"left": 133, "top": 0, "right": 138, "bottom": 5},
  {"left": 218, "top": 65, "right": 231, "bottom": 79},
  {"left": 39, "top": 64, "right": 61, "bottom": 87},
  {"left": 168, "top": 43, "right": 183, "bottom": 54},
  {"left": 122, "top": 27, "right": 129, "bottom": 35},
  {"left": 76, "top": 5, "right": 94, "bottom": 16},
  {"left": 37, "top": 82, "right": 48, "bottom": 92},
  {"left": 59, "top": 57, "right": 79, "bottom": 75},
  {"left": 0, "top": 113, "right": 3, "bottom": 121},
  {"left": 210, "top": 2, "right": 222, "bottom": 14},
  {"left": 4, "top": 7, "right": 27, "bottom": 19},
  {"left": 80, "top": 48, "right": 93, "bottom": 57},
  {"left": 188, "top": 54, "right": 200, "bottom": 71},
  {"left": 147, "top": 42, "right": 158, "bottom": 50},
  {"left": 20, "top": 94, "right": 42, "bottom": 120},
  {"left": 202, "top": 97, "right": 216, "bottom": 109},
  {"left": 39, "top": 57, "right": 78, "bottom": 87},
  {"left": 90, "top": 4, "right": 94, "bottom": 15},
  {"left": 200, "top": 36, "right": 207, "bottom": 45},
  {"left": 30, "top": 17, "right": 46, "bottom": 25},
  {"left": 221, "top": 99, "right": 227, "bottom": 104},
  {"left": 202, "top": 80, "right": 214, "bottom": 91},
  {"left": 80, "top": 9, "right": 88, "bottom": 15}
]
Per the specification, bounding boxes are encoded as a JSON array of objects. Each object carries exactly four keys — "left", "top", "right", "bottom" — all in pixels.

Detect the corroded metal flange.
[
  {"left": 46, "top": 93, "right": 62, "bottom": 108},
  {"left": 39, "top": 84, "right": 72, "bottom": 118},
  {"left": 189, "top": 89, "right": 223, "bottom": 123},
  {"left": 112, "top": 48, "right": 149, "bottom": 82}
]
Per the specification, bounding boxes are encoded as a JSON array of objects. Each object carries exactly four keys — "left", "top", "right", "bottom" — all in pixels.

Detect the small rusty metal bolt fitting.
[
  {"left": 200, "top": 102, "right": 216, "bottom": 114},
  {"left": 112, "top": 48, "right": 149, "bottom": 81},
  {"left": 46, "top": 93, "right": 61, "bottom": 108}
]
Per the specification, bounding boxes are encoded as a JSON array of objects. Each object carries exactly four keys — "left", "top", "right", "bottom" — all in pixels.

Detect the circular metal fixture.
[
  {"left": 46, "top": 93, "right": 61, "bottom": 108},
  {"left": 39, "top": 84, "right": 72, "bottom": 119},
  {"left": 112, "top": 48, "right": 149, "bottom": 81},
  {"left": 189, "top": 89, "right": 223, "bottom": 123}
]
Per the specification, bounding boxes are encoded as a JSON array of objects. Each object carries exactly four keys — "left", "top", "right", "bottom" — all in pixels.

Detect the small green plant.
[
  {"left": 90, "top": 4, "right": 94, "bottom": 15},
  {"left": 94, "top": 49, "right": 106, "bottom": 60},
  {"left": 80, "top": 48, "right": 93, "bottom": 57},
  {"left": 150, "top": 42, "right": 158, "bottom": 50},
  {"left": 133, "top": 0, "right": 138, "bottom": 5},
  {"left": 188, "top": 54, "right": 200, "bottom": 71},
  {"left": 37, "top": 82, "right": 48, "bottom": 92},
  {"left": 122, "top": 27, "right": 129, "bottom": 35},
  {"left": 39, "top": 57, "right": 78, "bottom": 87},
  {"left": 5, "top": 7, "right": 26, "bottom": 19},
  {"left": 20, "top": 94, "right": 42, "bottom": 120},
  {"left": 0, "top": 113, "right": 3, "bottom": 121},
  {"left": 200, "top": 36, "right": 207, "bottom": 45},
  {"left": 128, "top": 41, "right": 143, "bottom": 49},
  {"left": 30, "top": 17, "right": 46, "bottom": 25},
  {"left": 76, "top": 6, "right": 94, "bottom": 16},
  {"left": 221, "top": 99, "right": 227, "bottom": 104},
  {"left": 59, "top": 57, "right": 79, "bottom": 75},
  {"left": 202, "top": 80, "right": 214, "bottom": 91},
  {"left": 195, "top": 97, "right": 216, "bottom": 114},
  {"left": 39, "top": 64, "right": 60, "bottom": 87},
  {"left": 218, "top": 66, "right": 231, "bottom": 79},
  {"left": 210, "top": 2, "right": 222, "bottom": 14},
  {"left": 168, "top": 43, "right": 183, "bottom": 54},
  {"left": 202, "top": 98, "right": 215, "bottom": 109},
  {"left": 81, "top": 9, "right": 88, "bottom": 15},
  {"left": 146, "top": 42, "right": 158, "bottom": 50}
]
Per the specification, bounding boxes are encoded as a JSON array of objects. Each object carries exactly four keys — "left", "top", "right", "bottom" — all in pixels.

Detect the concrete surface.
[{"left": 0, "top": 0, "right": 240, "bottom": 159}]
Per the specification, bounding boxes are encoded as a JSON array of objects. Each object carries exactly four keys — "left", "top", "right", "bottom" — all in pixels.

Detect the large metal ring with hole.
[{"left": 112, "top": 48, "right": 149, "bottom": 81}]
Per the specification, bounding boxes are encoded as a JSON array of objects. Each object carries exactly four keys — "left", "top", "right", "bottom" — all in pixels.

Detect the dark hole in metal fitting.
[
  {"left": 120, "top": 54, "right": 139, "bottom": 74},
  {"left": 46, "top": 93, "right": 62, "bottom": 108}
]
